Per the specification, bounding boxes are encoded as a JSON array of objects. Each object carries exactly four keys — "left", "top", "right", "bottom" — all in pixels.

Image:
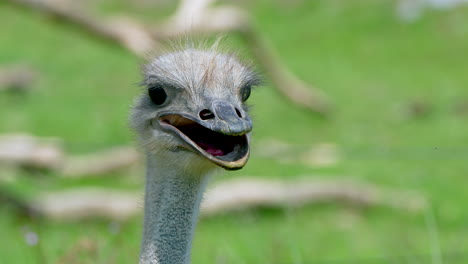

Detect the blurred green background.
[{"left": 1, "top": 0, "right": 467, "bottom": 263}]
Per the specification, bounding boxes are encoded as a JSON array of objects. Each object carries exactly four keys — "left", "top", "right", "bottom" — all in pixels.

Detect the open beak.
[{"left": 157, "top": 107, "right": 251, "bottom": 170}]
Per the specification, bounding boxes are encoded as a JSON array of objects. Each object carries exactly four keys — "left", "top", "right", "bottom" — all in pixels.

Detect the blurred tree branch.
[
  {"left": 0, "top": 134, "right": 64, "bottom": 171},
  {"left": 0, "top": 134, "right": 139, "bottom": 177},
  {"left": 31, "top": 178, "right": 426, "bottom": 220},
  {"left": 0, "top": 134, "right": 426, "bottom": 220},
  {"left": 7, "top": 0, "right": 158, "bottom": 55},
  {"left": 7, "top": 0, "right": 331, "bottom": 115}
]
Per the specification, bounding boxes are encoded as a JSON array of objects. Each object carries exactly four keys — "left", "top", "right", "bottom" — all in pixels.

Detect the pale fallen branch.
[
  {"left": 32, "top": 178, "right": 426, "bottom": 220},
  {"left": 203, "top": 178, "right": 426, "bottom": 215},
  {"left": 8, "top": 0, "right": 158, "bottom": 56},
  {"left": 238, "top": 28, "right": 331, "bottom": 115},
  {"left": 255, "top": 139, "right": 341, "bottom": 167},
  {"left": 61, "top": 146, "right": 141, "bottom": 178},
  {"left": 0, "top": 64, "right": 38, "bottom": 92},
  {"left": 0, "top": 134, "right": 64, "bottom": 170},
  {"left": 35, "top": 188, "right": 141, "bottom": 220},
  {"left": 0, "top": 134, "right": 140, "bottom": 177},
  {"left": 7, "top": 0, "right": 331, "bottom": 115}
]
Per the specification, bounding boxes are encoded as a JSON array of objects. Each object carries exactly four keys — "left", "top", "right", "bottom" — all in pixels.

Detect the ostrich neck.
[{"left": 139, "top": 153, "right": 211, "bottom": 264}]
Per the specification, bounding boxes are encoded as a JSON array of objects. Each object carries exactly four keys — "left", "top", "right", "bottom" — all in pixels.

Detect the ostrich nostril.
[
  {"left": 235, "top": 108, "right": 242, "bottom": 118},
  {"left": 199, "top": 109, "right": 215, "bottom": 120}
]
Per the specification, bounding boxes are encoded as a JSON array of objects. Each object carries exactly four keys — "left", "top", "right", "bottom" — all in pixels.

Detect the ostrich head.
[{"left": 131, "top": 48, "right": 260, "bottom": 172}]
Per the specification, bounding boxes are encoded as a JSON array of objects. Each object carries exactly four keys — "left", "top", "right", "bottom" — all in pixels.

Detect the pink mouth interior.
[
  {"left": 197, "top": 142, "right": 225, "bottom": 156},
  {"left": 160, "top": 115, "right": 246, "bottom": 158}
]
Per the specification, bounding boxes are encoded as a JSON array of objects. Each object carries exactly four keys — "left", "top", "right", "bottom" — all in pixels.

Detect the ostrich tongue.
[
  {"left": 190, "top": 129, "right": 238, "bottom": 157},
  {"left": 196, "top": 142, "right": 225, "bottom": 156}
]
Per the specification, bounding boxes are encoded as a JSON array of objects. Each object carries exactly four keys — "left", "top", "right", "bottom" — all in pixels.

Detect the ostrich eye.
[
  {"left": 148, "top": 86, "right": 167, "bottom": 105},
  {"left": 240, "top": 85, "right": 251, "bottom": 102}
]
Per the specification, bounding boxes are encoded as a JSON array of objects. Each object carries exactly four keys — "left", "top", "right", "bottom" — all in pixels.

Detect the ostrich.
[{"left": 130, "top": 47, "right": 260, "bottom": 264}]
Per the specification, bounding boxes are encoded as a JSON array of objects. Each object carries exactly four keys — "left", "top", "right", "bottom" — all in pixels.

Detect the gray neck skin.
[{"left": 139, "top": 153, "right": 211, "bottom": 264}]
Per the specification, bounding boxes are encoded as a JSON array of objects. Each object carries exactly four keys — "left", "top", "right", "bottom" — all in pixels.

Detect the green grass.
[{"left": 1, "top": 0, "right": 468, "bottom": 263}]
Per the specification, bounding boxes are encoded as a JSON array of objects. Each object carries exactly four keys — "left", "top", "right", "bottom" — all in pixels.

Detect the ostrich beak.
[{"left": 157, "top": 102, "right": 252, "bottom": 170}]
